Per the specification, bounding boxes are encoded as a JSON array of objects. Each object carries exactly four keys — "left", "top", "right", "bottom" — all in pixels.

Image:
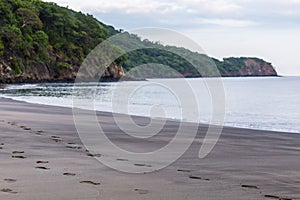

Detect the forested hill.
[{"left": 0, "top": 0, "right": 277, "bottom": 83}]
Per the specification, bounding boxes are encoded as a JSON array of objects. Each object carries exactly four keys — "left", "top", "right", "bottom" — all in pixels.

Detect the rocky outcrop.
[
  {"left": 220, "top": 57, "right": 277, "bottom": 77},
  {"left": 103, "top": 64, "right": 124, "bottom": 79},
  {"left": 0, "top": 60, "right": 125, "bottom": 83},
  {"left": 239, "top": 58, "right": 277, "bottom": 76},
  {"left": 0, "top": 57, "right": 278, "bottom": 83},
  {"left": 0, "top": 62, "right": 12, "bottom": 79}
]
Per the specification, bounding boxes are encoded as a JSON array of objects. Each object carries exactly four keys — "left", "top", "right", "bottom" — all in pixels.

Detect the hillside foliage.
[{"left": 0, "top": 0, "right": 277, "bottom": 82}]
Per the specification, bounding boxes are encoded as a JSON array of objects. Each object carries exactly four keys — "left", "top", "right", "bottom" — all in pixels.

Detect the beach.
[{"left": 0, "top": 97, "right": 299, "bottom": 200}]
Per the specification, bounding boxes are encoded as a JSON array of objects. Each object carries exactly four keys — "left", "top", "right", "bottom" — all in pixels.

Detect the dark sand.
[{"left": 0, "top": 98, "right": 299, "bottom": 200}]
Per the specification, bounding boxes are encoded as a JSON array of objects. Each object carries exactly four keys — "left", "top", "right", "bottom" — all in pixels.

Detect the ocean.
[{"left": 0, "top": 76, "right": 299, "bottom": 133}]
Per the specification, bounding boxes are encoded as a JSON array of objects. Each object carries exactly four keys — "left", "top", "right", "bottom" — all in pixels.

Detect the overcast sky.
[{"left": 44, "top": 0, "right": 300, "bottom": 76}]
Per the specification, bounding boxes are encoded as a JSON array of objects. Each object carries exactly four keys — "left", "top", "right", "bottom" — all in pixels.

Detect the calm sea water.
[{"left": 0, "top": 77, "right": 299, "bottom": 133}]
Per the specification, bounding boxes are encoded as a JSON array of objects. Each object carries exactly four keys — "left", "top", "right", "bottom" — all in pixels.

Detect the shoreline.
[
  {"left": 0, "top": 75, "right": 281, "bottom": 85},
  {"left": 1, "top": 94, "right": 299, "bottom": 135},
  {"left": 0, "top": 98, "right": 300, "bottom": 199}
]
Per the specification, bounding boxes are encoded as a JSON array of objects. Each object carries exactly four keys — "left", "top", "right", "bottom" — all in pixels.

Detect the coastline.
[
  {"left": 1, "top": 88, "right": 299, "bottom": 134},
  {"left": 0, "top": 97, "right": 300, "bottom": 199}
]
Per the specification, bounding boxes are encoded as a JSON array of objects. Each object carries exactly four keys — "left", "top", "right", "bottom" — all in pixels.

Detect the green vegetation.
[
  {"left": 113, "top": 33, "right": 275, "bottom": 78},
  {"left": 0, "top": 0, "right": 277, "bottom": 83},
  {"left": 0, "top": 0, "right": 121, "bottom": 79}
]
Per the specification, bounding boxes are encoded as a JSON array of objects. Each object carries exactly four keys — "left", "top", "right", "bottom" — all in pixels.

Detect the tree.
[
  {"left": 33, "top": 30, "right": 48, "bottom": 47},
  {"left": 17, "top": 7, "right": 42, "bottom": 30},
  {"left": 1, "top": 25, "right": 22, "bottom": 51},
  {"left": 33, "top": 30, "right": 49, "bottom": 61}
]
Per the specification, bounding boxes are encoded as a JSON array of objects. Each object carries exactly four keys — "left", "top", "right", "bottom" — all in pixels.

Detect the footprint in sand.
[
  {"left": 12, "top": 151, "right": 25, "bottom": 158},
  {"left": 0, "top": 188, "right": 17, "bottom": 194},
  {"left": 12, "top": 155, "right": 26, "bottom": 159},
  {"left": 36, "top": 161, "right": 49, "bottom": 164},
  {"left": 80, "top": 181, "right": 100, "bottom": 185},
  {"left": 66, "top": 145, "right": 82, "bottom": 150},
  {"left": 35, "top": 166, "right": 50, "bottom": 170},
  {"left": 52, "top": 138, "right": 62, "bottom": 142},
  {"left": 264, "top": 195, "right": 292, "bottom": 200},
  {"left": 87, "top": 153, "right": 102, "bottom": 158},
  {"left": 12, "top": 151, "right": 25, "bottom": 154},
  {"left": 177, "top": 169, "right": 191, "bottom": 173},
  {"left": 4, "top": 179, "right": 16, "bottom": 183},
  {"left": 134, "top": 189, "right": 149, "bottom": 195},
  {"left": 51, "top": 136, "right": 62, "bottom": 142},
  {"left": 63, "top": 173, "right": 76, "bottom": 176},
  {"left": 20, "top": 126, "right": 31, "bottom": 131},
  {"left": 116, "top": 158, "right": 129, "bottom": 162},
  {"left": 35, "top": 131, "right": 44, "bottom": 135},
  {"left": 8, "top": 122, "right": 17, "bottom": 126},
  {"left": 134, "top": 163, "right": 152, "bottom": 167},
  {"left": 241, "top": 184, "right": 259, "bottom": 189},
  {"left": 189, "top": 175, "right": 210, "bottom": 181}
]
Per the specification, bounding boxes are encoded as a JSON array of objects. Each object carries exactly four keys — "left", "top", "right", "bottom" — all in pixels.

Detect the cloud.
[
  {"left": 44, "top": 0, "right": 180, "bottom": 14},
  {"left": 197, "top": 18, "right": 259, "bottom": 27},
  {"left": 177, "top": 0, "right": 242, "bottom": 15},
  {"left": 232, "top": 0, "right": 300, "bottom": 21},
  {"left": 43, "top": 0, "right": 300, "bottom": 29}
]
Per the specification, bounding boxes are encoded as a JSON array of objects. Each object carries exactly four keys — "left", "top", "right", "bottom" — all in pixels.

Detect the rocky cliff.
[
  {"left": 218, "top": 57, "right": 277, "bottom": 77},
  {"left": 0, "top": 60, "right": 124, "bottom": 83},
  {"left": 0, "top": 57, "right": 277, "bottom": 83},
  {"left": 239, "top": 58, "right": 277, "bottom": 76}
]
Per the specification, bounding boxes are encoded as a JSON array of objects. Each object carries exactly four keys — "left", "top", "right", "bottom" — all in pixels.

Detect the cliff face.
[
  {"left": 220, "top": 57, "right": 277, "bottom": 77},
  {"left": 103, "top": 64, "right": 125, "bottom": 79},
  {"left": 0, "top": 60, "right": 124, "bottom": 83},
  {"left": 239, "top": 58, "right": 277, "bottom": 76},
  {"left": 0, "top": 57, "right": 278, "bottom": 83}
]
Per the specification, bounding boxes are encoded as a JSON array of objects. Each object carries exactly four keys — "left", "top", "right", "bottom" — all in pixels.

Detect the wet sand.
[{"left": 0, "top": 97, "right": 299, "bottom": 200}]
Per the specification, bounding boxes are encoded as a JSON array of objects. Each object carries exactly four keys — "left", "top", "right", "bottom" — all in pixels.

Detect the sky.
[{"left": 44, "top": 0, "right": 300, "bottom": 76}]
